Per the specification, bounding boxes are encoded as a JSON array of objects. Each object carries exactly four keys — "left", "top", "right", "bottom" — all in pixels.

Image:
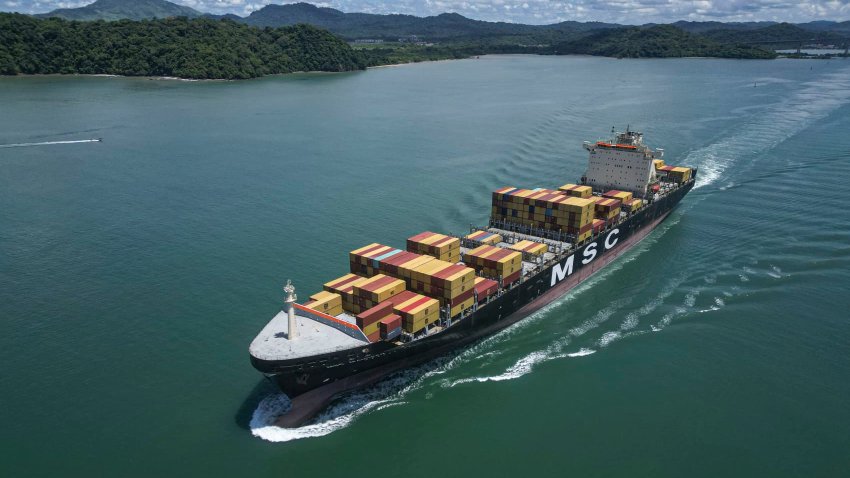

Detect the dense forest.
[
  {"left": 0, "top": 13, "right": 783, "bottom": 81},
  {"left": 555, "top": 25, "right": 777, "bottom": 59},
  {"left": 0, "top": 13, "right": 365, "bottom": 79}
]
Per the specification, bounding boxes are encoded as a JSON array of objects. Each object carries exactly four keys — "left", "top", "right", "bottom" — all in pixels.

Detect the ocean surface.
[{"left": 2, "top": 56, "right": 849, "bottom": 477}]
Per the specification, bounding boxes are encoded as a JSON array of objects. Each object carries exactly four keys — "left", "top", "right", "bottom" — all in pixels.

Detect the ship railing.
[{"left": 293, "top": 303, "right": 369, "bottom": 342}]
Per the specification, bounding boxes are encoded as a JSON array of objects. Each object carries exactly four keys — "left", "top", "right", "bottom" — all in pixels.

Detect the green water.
[{"left": 2, "top": 56, "right": 849, "bottom": 477}]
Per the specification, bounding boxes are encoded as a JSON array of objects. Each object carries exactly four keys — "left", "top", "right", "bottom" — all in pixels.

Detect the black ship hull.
[{"left": 251, "top": 179, "right": 694, "bottom": 407}]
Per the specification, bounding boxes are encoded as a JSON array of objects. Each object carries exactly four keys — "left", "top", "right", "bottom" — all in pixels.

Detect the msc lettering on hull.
[{"left": 550, "top": 229, "right": 620, "bottom": 287}]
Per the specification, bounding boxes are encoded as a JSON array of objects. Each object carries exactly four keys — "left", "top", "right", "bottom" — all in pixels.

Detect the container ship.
[{"left": 249, "top": 129, "right": 696, "bottom": 427}]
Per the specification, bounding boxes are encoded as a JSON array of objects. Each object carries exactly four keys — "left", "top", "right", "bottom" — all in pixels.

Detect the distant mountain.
[
  {"left": 701, "top": 23, "right": 848, "bottom": 46},
  {"left": 796, "top": 20, "right": 850, "bottom": 36},
  {"left": 670, "top": 21, "right": 777, "bottom": 33},
  {"left": 242, "top": 3, "right": 542, "bottom": 39},
  {"left": 35, "top": 0, "right": 201, "bottom": 21},
  {"left": 554, "top": 25, "right": 776, "bottom": 59}
]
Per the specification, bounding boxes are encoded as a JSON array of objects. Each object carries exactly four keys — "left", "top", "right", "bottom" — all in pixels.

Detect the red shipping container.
[
  {"left": 503, "top": 270, "right": 521, "bottom": 286},
  {"left": 367, "top": 330, "right": 381, "bottom": 343},
  {"left": 379, "top": 314, "right": 402, "bottom": 335},
  {"left": 356, "top": 301, "right": 395, "bottom": 329},
  {"left": 474, "top": 278, "right": 499, "bottom": 302}
]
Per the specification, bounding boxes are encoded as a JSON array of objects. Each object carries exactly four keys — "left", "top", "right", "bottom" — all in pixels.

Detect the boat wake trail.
[
  {"left": 0, "top": 139, "right": 101, "bottom": 148},
  {"left": 250, "top": 357, "right": 453, "bottom": 443},
  {"left": 688, "top": 67, "right": 850, "bottom": 189}
]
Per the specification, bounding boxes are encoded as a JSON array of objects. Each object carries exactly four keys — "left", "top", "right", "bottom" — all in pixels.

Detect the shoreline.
[{"left": 1, "top": 53, "right": 811, "bottom": 82}]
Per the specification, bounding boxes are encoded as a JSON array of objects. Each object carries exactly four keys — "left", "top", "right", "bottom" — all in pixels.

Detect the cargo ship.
[{"left": 249, "top": 129, "right": 696, "bottom": 427}]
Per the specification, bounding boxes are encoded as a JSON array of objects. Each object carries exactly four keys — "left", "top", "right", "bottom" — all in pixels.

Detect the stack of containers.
[
  {"left": 623, "top": 198, "right": 644, "bottom": 212},
  {"left": 355, "top": 301, "right": 398, "bottom": 342},
  {"left": 508, "top": 239, "right": 548, "bottom": 256},
  {"left": 656, "top": 165, "right": 675, "bottom": 178},
  {"left": 389, "top": 290, "right": 440, "bottom": 334},
  {"left": 303, "top": 291, "right": 343, "bottom": 317},
  {"left": 590, "top": 197, "right": 621, "bottom": 224},
  {"left": 407, "top": 231, "right": 461, "bottom": 263},
  {"left": 323, "top": 273, "right": 367, "bottom": 313},
  {"left": 465, "top": 230, "right": 502, "bottom": 246},
  {"left": 591, "top": 218, "right": 606, "bottom": 234},
  {"left": 349, "top": 243, "right": 404, "bottom": 277},
  {"left": 557, "top": 183, "right": 593, "bottom": 198},
  {"left": 379, "top": 315, "right": 402, "bottom": 341},
  {"left": 464, "top": 245, "right": 523, "bottom": 286},
  {"left": 668, "top": 167, "right": 692, "bottom": 183},
  {"left": 490, "top": 187, "right": 594, "bottom": 242},
  {"left": 377, "top": 251, "right": 424, "bottom": 278},
  {"left": 410, "top": 260, "right": 476, "bottom": 318},
  {"left": 473, "top": 277, "right": 499, "bottom": 304},
  {"left": 351, "top": 274, "right": 406, "bottom": 314},
  {"left": 653, "top": 159, "right": 665, "bottom": 171},
  {"left": 603, "top": 190, "right": 634, "bottom": 203}
]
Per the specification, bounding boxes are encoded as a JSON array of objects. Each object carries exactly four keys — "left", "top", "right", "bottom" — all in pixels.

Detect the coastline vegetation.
[
  {"left": 0, "top": 13, "right": 365, "bottom": 79},
  {"left": 0, "top": 13, "right": 779, "bottom": 81}
]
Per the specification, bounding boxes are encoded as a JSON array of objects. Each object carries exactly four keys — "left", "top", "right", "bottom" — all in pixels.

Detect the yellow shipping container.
[
  {"left": 448, "top": 296, "right": 475, "bottom": 318},
  {"left": 669, "top": 167, "right": 692, "bottom": 183},
  {"left": 352, "top": 274, "right": 406, "bottom": 304},
  {"left": 397, "top": 255, "right": 435, "bottom": 280},
  {"left": 557, "top": 183, "right": 592, "bottom": 198},
  {"left": 653, "top": 159, "right": 665, "bottom": 170},
  {"left": 304, "top": 291, "right": 343, "bottom": 317},
  {"left": 604, "top": 190, "right": 633, "bottom": 203},
  {"left": 509, "top": 239, "right": 548, "bottom": 256}
]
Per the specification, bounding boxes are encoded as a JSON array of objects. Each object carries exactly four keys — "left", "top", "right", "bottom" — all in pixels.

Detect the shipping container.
[
  {"left": 448, "top": 296, "right": 475, "bottom": 318},
  {"left": 623, "top": 198, "right": 644, "bottom": 211},
  {"left": 653, "top": 159, "right": 665, "bottom": 170},
  {"left": 509, "top": 239, "right": 548, "bottom": 256},
  {"left": 464, "top": 244, "right": 523, "bottom": 278},
  {"left": 591, "top": 218, "right": 606, "bottom": 234},
  {"left": 473, "top": 277, "right": 499, "bottom": 303},
  {"left": 349, "top": 243, "right": 404, "bottom": 276},
  {"left": 379, "top": 314, "right": 402, "bottom": 335},
  {"left": 352, "top": 274, "right": 406, "bottom": 305},
  {"left": 465, "top": 230, "right": 503, "bottom": 246},
  {"left": 356, "top": 301, "right": 396, "bottom": 336},
  {"left": 390, "top": 291, "right": 439, "bottom": 330},
  {"left": 407, "top": 231, "right": 461, "bottom": 263},
  {"left": 557, "top": 183, "right": 592, "bottom": 198},
  {"left": 366, "top": 330, "right": 381, "bottom": 343},
  {"left": 603, "top": 190, "right": 634, "bottom": 203},
  {"left": 667, "top": 167, "right": 692, "bottom": 183},
  {"left": 303, "top": 291, "right": 343, "bottom": 317},
  {"left": 323, "top": 273, "right": 368, "bottom": 313}
]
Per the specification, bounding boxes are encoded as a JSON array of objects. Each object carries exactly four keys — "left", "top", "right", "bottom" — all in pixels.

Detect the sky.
[{"left": 2, "top": 0, "right": 849, "bottom": 25}]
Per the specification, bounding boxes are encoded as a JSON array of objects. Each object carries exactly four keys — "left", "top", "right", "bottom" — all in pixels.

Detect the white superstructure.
[{"left": 582, "top": 129, "right": 661, "bottom": 198}]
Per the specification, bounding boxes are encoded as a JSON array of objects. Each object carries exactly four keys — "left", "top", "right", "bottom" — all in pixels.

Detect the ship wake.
[{"left": 689, "top": 66, "right": 850, "bottom": 189}]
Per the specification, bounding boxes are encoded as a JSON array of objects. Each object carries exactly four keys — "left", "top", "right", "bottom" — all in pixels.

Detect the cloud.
[{"left": 2, "top": 0, "right": 849, "bottom": 24}]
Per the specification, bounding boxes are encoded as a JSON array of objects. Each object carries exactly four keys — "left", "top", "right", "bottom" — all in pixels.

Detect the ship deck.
[{"left": 249, "top": 310, "right": 366, "bottom": 362}]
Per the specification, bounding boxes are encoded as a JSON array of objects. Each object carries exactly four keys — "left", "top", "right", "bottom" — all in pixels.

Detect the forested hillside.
[{"left": 0, "top": 13, "right": 365, "bottom": 79}]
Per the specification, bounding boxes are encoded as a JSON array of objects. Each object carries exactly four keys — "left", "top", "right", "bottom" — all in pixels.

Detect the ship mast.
[{"left": 284, "top": 279, "right": 298, "bottom": 340}]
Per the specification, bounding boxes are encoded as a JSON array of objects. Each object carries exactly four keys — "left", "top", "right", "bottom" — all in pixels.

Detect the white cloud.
[{"left": 2, "top": 0, "right": 849, "bottom": 24}]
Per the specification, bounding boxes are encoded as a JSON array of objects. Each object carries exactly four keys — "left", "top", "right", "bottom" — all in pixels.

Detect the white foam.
[
  {"left": 250, "top": 356, "right": 454, "bottom": 443},
  {"left": 598, "top": 331, "right": 621, "bottom": 347},
  {"left": 448, "top": 350, "right": 555, "bottom": 385},
  {"left": 567, "top": 348, "right": 596, "bottom": 357},
  {"left": 687, "top": 67, "right": 850, "bottom": 189},
  {"left": 0, "top": 139, "right": 101, "bottom": 148}
]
